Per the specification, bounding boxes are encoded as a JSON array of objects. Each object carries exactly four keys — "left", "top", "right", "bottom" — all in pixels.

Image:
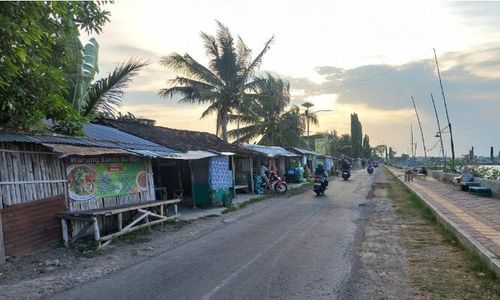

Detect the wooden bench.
[
  {"left": 469, "top": 186, "right": 492, "bottom": 197},
  {"left": 460, "top": 181, "right": 481, "bottom": 191},
  {"left": 234, "top": 184, "right": 249, "bottom": 193},
  {"left": 415, "top": 173, "right": 427, "bottom": 181},
  {"left": 58, "top": 198, "right": 180, "bottom": 249}
]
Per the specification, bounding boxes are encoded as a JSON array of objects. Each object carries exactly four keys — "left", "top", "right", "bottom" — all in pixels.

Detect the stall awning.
[
  {"left": 173, "top": 150, "right": 219, "bottom": 160},
  {"left": 242, "top": 144, "right": 299, "bottom": 157}
]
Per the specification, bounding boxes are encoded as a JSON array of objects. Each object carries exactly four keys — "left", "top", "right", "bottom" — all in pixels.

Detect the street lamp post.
[{"left": 301, "top": 102, "right": 314, "bottom": 149}]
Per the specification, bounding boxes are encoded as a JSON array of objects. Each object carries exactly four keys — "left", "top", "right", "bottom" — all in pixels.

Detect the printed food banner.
[{"left": 66, "top": 156, "right": 147, "bottom": 201}]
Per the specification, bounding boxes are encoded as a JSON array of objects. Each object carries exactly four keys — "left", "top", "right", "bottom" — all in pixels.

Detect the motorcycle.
[
  {"left": 262, "top": 171, "right": 288, "bottom": 194},
  {"left": 367, "top": 165, "right": 374, "bottom": 175},
  {"left": 313, "top": 176, "right": 327, "bottom": 196},
  {"left": 342, "top": 169, "right": 351, "bottom": 181}
]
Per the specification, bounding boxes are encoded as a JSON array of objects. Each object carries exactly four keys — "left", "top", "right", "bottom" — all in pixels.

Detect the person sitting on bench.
[{"left": 455, "top": 166, "right": 473, "bottom": 183}]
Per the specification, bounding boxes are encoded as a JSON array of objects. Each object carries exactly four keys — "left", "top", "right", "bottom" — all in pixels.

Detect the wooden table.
[{"left": 57, "top": 198, "right": 180, "bottom": 249}]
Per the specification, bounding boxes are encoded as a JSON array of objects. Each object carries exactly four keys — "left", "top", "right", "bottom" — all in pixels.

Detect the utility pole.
[
  {"left": 431, "top": 93, "right": 446, "bottom": 165},
  {"left": 410, "top": 96, "right": 427, "bottom": 159},
  {"left": 434, "top": 48, "right": 456, "bottom": 171},
  {"left": 411, "top": 124, "right": 414, "bottom": 158},
  {"left": 301, "top": 102, "right": 314, "bottom": 149}
]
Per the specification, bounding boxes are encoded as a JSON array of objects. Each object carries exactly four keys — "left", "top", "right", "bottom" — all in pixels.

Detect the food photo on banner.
[{"left": 65, "top": 156, "right": 147, "bottom": 201}]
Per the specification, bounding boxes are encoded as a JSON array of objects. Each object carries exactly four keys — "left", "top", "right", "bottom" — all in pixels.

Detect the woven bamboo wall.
[{"left": 0, "top": 143, "right": 66, "bottom": 209}]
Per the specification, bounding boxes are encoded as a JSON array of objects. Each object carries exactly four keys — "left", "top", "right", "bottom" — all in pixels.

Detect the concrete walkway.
[
  {"left": 388, "top": 167, "right": 500, "bottom": 277},
  {"left": 178, "top": 182, "right": 307, "bottom": 221}
]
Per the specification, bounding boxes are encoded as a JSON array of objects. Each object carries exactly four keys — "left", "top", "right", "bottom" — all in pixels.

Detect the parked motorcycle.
[
  {"left": 262, "top": 171, "right": 288, "bottom": 194},
  {"left": 342, "top": 169, "right": 351, "bottom": 181},
  {"left": 367, "top": 165, "right": 374, "bottom": 175},
  {"left": 313, "top": 176, "right": 327, "bottom": 196}
]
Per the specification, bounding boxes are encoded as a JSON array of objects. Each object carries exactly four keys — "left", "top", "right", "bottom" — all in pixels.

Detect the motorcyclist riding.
[{"left": 314, "top": 162, "right": 328, "bottom": 188}]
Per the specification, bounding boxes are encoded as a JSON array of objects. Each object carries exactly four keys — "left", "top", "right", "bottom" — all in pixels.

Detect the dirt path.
[{"left": 341, "top": 169, "right": 416, "bottom": 299}]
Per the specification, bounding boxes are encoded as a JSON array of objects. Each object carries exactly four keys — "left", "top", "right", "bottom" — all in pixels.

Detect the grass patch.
[
  {"left": 74, "top": 239, "right": 102, "bottom": 257},
  {"left": 222, "top": 204, "right": 238, "bottom": 214},
  {"left": 200, "top": 214, "right": 220, "bottom": 219},
  {"left": 118, "top": 227, "right": 152, "bottom": 244},
  {"left": 385, "top": 167, "right": 500, "bottom": 298}
]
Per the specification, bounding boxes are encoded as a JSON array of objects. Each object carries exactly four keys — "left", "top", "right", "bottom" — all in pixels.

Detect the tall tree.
[
  {"left": 362, "top": 134, "right": 371, "bottom": 158},
  {"left": 0, "top": 1, "right": 110, "bottom": 131},
  {"left": 159, "top": 21, "right": 274, "bottom": 141},
  {"left": 350, "top": 113, "right": 363, "bottom": 158}
]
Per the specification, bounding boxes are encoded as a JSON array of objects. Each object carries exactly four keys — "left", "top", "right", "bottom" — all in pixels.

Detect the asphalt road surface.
[{"left": 51, "top": 169, "right": 375, "bottom": 300}]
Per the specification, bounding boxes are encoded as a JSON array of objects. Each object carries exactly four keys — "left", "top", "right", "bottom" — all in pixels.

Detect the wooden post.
[
  {"left": 61, "top": 218, "right": 69, "bottom": 248},
  {"left": 0, "top": 213, "right": 5, "bottom": 264},
  {"left": 249, "top": 156, "right": 254, "bottom": 192},
  {"left": 92, "top": 217, "right": 100, "bottom": 240},
  {"left": 231, "top": 156, "right": 236, "bottom": 198},
  {"left": 117, "top": 213, "right": 123, "bottom": 230},
  {"left": 189, "top": 160, "right": 195, "bottom": 208},
  {"left": 160, "top": 204, "right": 164, "bottom": 216}
]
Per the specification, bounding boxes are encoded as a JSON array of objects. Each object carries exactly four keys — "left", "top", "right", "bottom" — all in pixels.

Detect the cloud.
[{"left": 283, "top": 44, "right": 500, "bottom": 156}]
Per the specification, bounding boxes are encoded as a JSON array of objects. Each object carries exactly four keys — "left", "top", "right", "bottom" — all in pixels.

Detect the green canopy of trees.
[{"left": 0, "top": 2, "right": 110, "bottom": 131}]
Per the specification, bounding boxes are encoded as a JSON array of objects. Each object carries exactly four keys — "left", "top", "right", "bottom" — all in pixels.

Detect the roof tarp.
[
  {"left": 169, "top": 150, "right": 219, "bottom": 160},
  {"left": 43, "top": 144, "right": 133, "bottom": 157}
]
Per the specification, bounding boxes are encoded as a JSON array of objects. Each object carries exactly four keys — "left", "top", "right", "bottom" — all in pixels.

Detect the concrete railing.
[{"left": 428, "top": 170, "right": 500, "bottom": 198}]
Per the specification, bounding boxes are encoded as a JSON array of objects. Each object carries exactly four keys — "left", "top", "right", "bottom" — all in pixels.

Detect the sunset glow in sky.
[{"left": 85, "top": 0, "right": 500, "bottom": 156}]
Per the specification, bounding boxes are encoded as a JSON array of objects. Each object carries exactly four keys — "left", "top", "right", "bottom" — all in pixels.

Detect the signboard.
[
  {"left": 315, "top": 139, "right": 326, "bottom": 155},
  {"left": 66, "top": 156, "right": 147, "bottom": 201}
]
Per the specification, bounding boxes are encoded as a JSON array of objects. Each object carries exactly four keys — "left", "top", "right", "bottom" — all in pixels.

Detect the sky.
[{"left": 84, "top": 0, "right": 500, "bottom": 157}]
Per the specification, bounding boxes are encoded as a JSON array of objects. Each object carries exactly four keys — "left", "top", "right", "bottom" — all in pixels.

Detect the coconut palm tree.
[
  {"left": 159, "top": 21, "right": 274, "bottom": 141},
  {"left": 227, "top": 74, "right": 307, "bottom": 147}
]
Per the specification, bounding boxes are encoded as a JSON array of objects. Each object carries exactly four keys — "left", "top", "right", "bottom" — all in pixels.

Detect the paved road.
[{"left": 51, "top": 169, "right": 375, "bottom": 300}]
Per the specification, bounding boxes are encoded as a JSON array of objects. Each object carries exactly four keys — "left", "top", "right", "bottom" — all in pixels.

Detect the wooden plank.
[
  {"left": 0, "top": 148, "right": 56, "bottom": 155},
  {"left": 0, "top": 149, "right": 11, "bottom": 207},
  {"left": 56, "top": 213, "right": 93, "bottom": 222},
  {"left": 0, "top": 179, "right": 68, "bottom": 185},
  {"left": 61, "top": 219, "right": 69, "bottom": 248},
  {"left": 0, "top": 212, "right": 5, "bottom": 264},
  {"left": 88, "top": 199, "right": 181, "bottom": 216},
  {"left": 99, "top": 211, "right": 150, "bottom": 241},
  {"left": 69, "top": 221, "right": 93, "bottom": 245},
  {"left": 92, "top": 217, "right": 100, "bottom": 241},
  {"left": 117, "top": 213, "right": 123, "bottom": 230},
  {"left": 11, "top": 146, "right": 22, "bottom": 204},
  {"left": 137, "top": 209, "right": 168, "bottom": 220},
  {"left": 250, "top": 156, "right": 254, "bottom": 192},
  {"left": 99, "top": 214, "right": 179, "bottom": 242}
]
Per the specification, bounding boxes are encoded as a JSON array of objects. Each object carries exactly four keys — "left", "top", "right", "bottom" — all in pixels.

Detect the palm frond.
[
  {"left": 242, "top": 35, "right": 274, "bottom": 79},
  {"left": 160, "top": 53, "right": 222, "bottom": 87},
  {"left": 200, "top": 31, "right": 219, "bottom": 62},
  {"left": 82, "top": 58, "right": 148, "bottom": 117}
]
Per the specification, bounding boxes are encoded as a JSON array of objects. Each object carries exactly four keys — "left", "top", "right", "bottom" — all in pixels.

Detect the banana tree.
[{"left": 67, "top": 38, "right": 148, "bottom": 118}]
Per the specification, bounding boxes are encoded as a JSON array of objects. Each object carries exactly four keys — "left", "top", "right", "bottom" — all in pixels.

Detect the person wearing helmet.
[
  {"left": 314, "top": 162, "right": 325, "bottom": 177},
  {"left": 314, "top": 162, "right": 328, "bottom": 188}
]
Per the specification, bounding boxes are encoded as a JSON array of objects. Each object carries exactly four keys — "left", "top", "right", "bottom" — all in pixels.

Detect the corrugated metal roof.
[
  {"left": 242, "top": 144, "right": 299, "bottom": 157},
  {"left": 0, "top": 128, "right": 182, "bottom": 159},
  {"left": 83, "top": 124, "right": 180, "bottom": 158}
]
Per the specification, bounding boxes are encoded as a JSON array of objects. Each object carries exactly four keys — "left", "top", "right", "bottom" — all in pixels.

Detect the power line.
[{"left": 306, "top": 48, "right": 433, "bottom": 93}]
